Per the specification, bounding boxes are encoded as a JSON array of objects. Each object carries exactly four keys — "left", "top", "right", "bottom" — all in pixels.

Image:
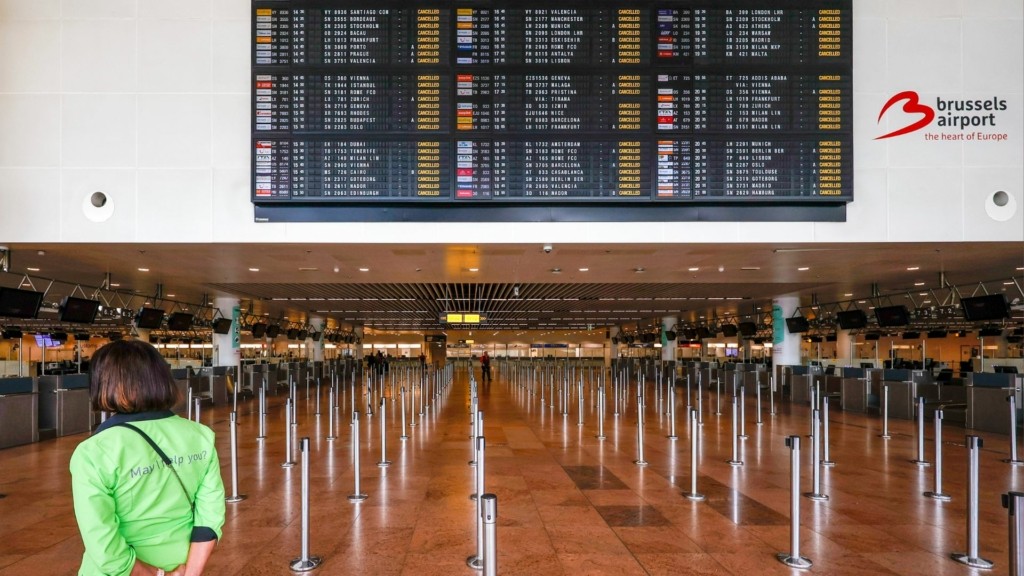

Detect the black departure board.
[{"left": 252, "top": 1, "right": 852, "bottom": 210}]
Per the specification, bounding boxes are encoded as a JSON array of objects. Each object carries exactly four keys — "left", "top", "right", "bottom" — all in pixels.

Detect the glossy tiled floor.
[{"left": 1, "top": 366, "right": 1022, "bottom": 575}]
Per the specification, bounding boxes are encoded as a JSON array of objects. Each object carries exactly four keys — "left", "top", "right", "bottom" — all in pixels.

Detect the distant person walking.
[{"left": 480, "top": 351, "right": 491, "bottom": 384}]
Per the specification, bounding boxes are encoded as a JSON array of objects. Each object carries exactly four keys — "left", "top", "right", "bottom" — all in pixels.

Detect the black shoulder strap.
[{"left": 114, "top": 422, "right": 195, "bottom": 514}]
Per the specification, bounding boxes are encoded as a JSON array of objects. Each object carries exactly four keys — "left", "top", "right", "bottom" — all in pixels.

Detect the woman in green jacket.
[{"left": 70, "top": 340, "right": 225, "bottom": 576}]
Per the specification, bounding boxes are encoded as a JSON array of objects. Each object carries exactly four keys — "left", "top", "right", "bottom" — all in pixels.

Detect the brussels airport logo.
[{"left": 876, "top": 90, "right": 1010, "bottom": 142}]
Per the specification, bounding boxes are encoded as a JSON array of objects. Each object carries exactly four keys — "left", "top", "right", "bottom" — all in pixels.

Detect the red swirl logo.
[{"left": 876, "top": 91, "right": 936, "bottom": 139}]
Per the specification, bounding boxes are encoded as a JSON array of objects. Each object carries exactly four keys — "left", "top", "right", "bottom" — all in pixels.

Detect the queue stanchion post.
[
  {"left": 1002, "top": 491, "right": 1024, "bottom": 576},
  {"left": 281, "top": 399, "right": 296, "bottom": 468},
  {"left": 951, "top": 435, "right": 994, "bottom": 569},
  {"left": 879, "top": 383, "right": 892, "bottom": 439},
  {"left": 667, "top": 380, "right": 677, "bottom": 440},
  {"left": 634, "top": 388, "right": 648, "bottom": 467},
  {"left": 822, "top": 395, "right": 836, "bottom": 467},
  {"left": 400, "top": 386, "right": 409, "bottom": 441},
  {"left": 482, "top": 494, "right": 498, "bottom": 576},
  {"left": 225, "top": 411, "right": 246, "bottom": 503},
  {"left": 923, "top": 409, "right": 951, "bottom": 501},
  {"left": 1003, "top": 394, "right": 1024, "bottom": 466},
  {"left": 596, "top": 383, "right": 606, "bottom": 440},
  {"left": 911, "top": 396, "right": 931, "bottom": 466},
  {"left": 777, "top": 435, "right": 812, "bottom": 570},
  {"left": 755, "top": 373, "right": 764, "bottom": 426},
  {"left": 194, "top": 396, "right": 201, "bottom": 424},
  {"left": 326, "top": 387, "right": 337, "bottom": 442},
  {"left": 467, "top": 435, "right": 486, "bottom": 570},
  {"left": 348, "top": 412, "right": 368, "bottom": 503},
  {"left": 257, "top": 384, "right": 267, "bottom": 441},
  {"left": 739, "top": 383, "right": 749, "bottom": 439},
  {"left": 804, "top": 408, "right": 828, "bottom": 501},
  {"left": 683, "top": 408, "right": 705, "bottom": 501},
  {"left": 288, "top": 437, "right": 322, "bottom": 572},
  {"left": 377, "top": 397, "right": 391, "bottom": 468},
  {"left": 727, "top": 394, "right": 743, "bottom": 467},
  {"left": 187, "top": 386, "right": 193, "bottom": 420}
]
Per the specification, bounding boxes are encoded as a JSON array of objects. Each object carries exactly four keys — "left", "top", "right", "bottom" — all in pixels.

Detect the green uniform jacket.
[{"left": 70, "top": 411, "right": 226, "bottom": 576}]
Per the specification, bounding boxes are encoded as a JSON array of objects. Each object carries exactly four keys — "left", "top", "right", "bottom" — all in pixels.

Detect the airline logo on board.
[{"left": 876, "top": 90, "right": 1010, "bottom": 142}]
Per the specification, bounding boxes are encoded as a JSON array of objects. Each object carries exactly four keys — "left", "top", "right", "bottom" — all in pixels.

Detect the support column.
[
  {"left": 837, "top": 329, "right": 854, "bottom": 367},
  {"left": 772, "top": 296, "right": 802, "bottom": 368},
  {"left": 661, "top": 316, "right": 677, "bottom": 365},
  {"left": 309, "top": 316, "right": 325, "bottom": 362},
  {"left": 213, "top": 297, "right": 241, "bottom": 367}
]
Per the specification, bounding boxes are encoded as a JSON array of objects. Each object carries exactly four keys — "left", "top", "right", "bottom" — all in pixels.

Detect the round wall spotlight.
[{"left": 985, "top": 190, "right": 1017, "bottom": 222}]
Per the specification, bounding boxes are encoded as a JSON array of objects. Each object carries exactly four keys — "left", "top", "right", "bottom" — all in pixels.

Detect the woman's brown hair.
[{"left": 89, "top": 340, "right": 180, "bottom": 413}]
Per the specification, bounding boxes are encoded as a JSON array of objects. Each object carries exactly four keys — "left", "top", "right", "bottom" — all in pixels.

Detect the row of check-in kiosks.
[{"left": 0, "top": 358, "right": 359, "bottom": 450}]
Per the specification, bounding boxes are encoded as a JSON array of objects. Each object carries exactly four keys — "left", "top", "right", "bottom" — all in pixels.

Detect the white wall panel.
[
  {"left": 886, "top": 167, "right": 965, "bottom": 241},
  {"left": 136, "top": 169, "right": 212, "bottom": 242},
  {"left": 137, "top": 94, "right": 210, "bottom": 168},
  {"left": 0, "top": 169, "right": 61, "bottom": 241},
  {"left": 815, "top": 168, "right": 889, "bottom": 242},
  {"left": 962, "top": 167, "right": 1023, "bottom": 240},
  {"left": 59, "top": 169, "right": 137, "bottom": 241},
  {"left": 61, "top": 0, "right": 136, "bottom": 19},
  {"left": 212, "top": 0, "right": 250, "bottom": 21},
  {"left": 211, "top": 95, "right": 250, "bottom": 169},
  {"left": 138, "top": 0, "right": 209, "bottom": 19},
  {"left": 61, "top": 94, "right": 136, "bottom": 168},
  {"left": 886, "top": 19, "right": 963, "bottom": 94},
  {"left": 212, "top": 167, "right": 286, "bottom": 242},
  {"left": 0, "top": 20, "right": 60, "bottom": 93},
  {"left": 0, "top": 94, "right": 60, "bottom": 167},
  {"left": 61, "top": 19, "right": 136, "bottom": 93},
  {"left": 964, "top": 20, "right": 1024, "bottom": 93},
  {"left": 212, "top": 19, "right": 249, "bottom": 94},
  {"left": 0, "top": 0, "right": 59, "bottom": 19},
  {"left": 138, "top": 19, "right": 211, "bottom": 93}
]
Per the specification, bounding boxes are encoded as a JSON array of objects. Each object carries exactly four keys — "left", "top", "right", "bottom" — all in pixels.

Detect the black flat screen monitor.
[
  {"left": 266, "top": 325, "right": 281, "bottom": 338},
  {"left": 720, "top": 324, "right": 738, "bottom": 337},
  {"left": 961, "top": 294, "right": 1009, "bottom": 321},
  {"left": 785, "top": 317, "right": 810, "bottom": 334},
  {"left": 136, "top": 307, "right": 165, "bottom": 329},
  {"left": 297, "top": 330, "right": 309, "bottom": 340},
  {"left": 979, "top": 327, "right": 1004, "bottom": 337},
  {"left": 695, "top": 327, "right": 711, "bottom": 339},
  {"left": 825, "top": 334, "right": 838, "bottom": 342},
  {"left": 287, "top": 328, "right": 299, "bottom": 340},
  {"left": 107, "top": 331, "right": 123, "bottom": 341},
  {"left": 737, "top": 322, "right": 757, "bottom": 336},
  {"left": 836, "top": 309, "right": 867, "bottom": 330},
  {"left": 927, "top": 330, "right": 948, "bottom": 339},
  {"left": 994, "top": 366, "right": 1019, "bottom": 374},
  {"left": 902, "top": 331, "right": 921, "bottom": 339},
  {"left": 311, "top": 331, "right": 322, "bottom": 341},
  {"left": 807, "top": 335, "right": 823, "bottom": 343},
  {"left": 2, "top": 328, "right": 23, "bottom": 339},
  {"left": 874, "top": 305, "right": 910, "bottom": 327},
  {"left": 59, "top": 296, "right": 100, "bottom": 324},
  {"left": 167, "top": 312, "right": 194, "bottom": 331},
  {"left": 251, "top": 323, "right": 267, "bottom": 338},
  {"left": 683, "top": 328, "right": 697, "bottom": 340},
  {"left": 212, "top": 318, "right": 233, "bottom": 334},
  {"left": 0, "top": 288, "right": 44, "bottom": 319},
  {"left": 864, "top": 332, "right": 881, "bottom": 341}
]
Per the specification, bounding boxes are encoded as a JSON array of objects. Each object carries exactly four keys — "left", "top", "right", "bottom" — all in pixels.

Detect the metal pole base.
[
  {"left": 803, "top": 492, "right": 829, "bottom": 501},
  {"left": 281, "top": 461, "right": 296, "bottom": 468},
  {"left": 634, "top": 460, "right": 649, "bottom": 467},
  {"left": 225, "top": 494, "right": 247, "bottom": 503},
  {"left": 822, "top": 460, "right": 836, "bottom": 467},
  {"left": 739, "top": 434, "right": 749, "bottom": 440},
  {"left": 467, "top": 555, "right": 483, "bottom": 570},
  {"left": 1001, "top": 459, "right": 1024, "bottom": 466},
  {"left": 596, "top": 434, "right": 606, "bottom": 440},
  {"left": 715, "top": 412, "right": 722, "bottom": 416},
  {"left": 911, "top": 459, "right": 932, "bottom": 467},
  {"left": 377, "top": 460, "right": 392, "bottom": 467},
  {"left": 400, "top": 435, "right": 409, "bottom": 441},
  {"left": 728, "top": 460, "right": 744, "bottom": 467},
  {"left": 878, "top": 434, "right": 892, "bottom": 439},
  {"left": 777, "top": 553, "right": 813, "bottom": 570},
  {"left": 289, "top": 556, "right": 322, "bottom": 572},
  {"left": 257, "top": 435, "right": 266, "bottom": 440},
  {"left": 347, "top": 493, "right": 368, "bottom": 502},
  {"left": 666, "top": 434, "right": 678, "bottom": 440},
  {"left": 326, "top": 435, "right": 337, "bottom": 442},
  {"left": 923, "top": 491, "right": 952, "bottom": 501},
  {"left": 683, "top": 492, "right": 706, "bottom": 502},
  {"left": 950, "top": 553, "right": 994, "bottom": 569}
]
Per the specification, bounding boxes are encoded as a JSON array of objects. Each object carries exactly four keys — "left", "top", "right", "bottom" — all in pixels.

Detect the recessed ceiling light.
[
  {"left": 578, "top": 267, "right": 589, "bottom": 272},
  {"left": 26, "top": 267, "right": 39, "bottom": 272},
  {"left": 468, "top": 267, "right": 479, "bottom": 272},
  {"left": 914, "top": 282, "right": 925, "bottom": 286},
  {"left": 551, "top": 268, "right": 561, "bottom": 274},
  {"left": 249, "top": 267, "right": 260, "bottom": 272},
  {"left": 1017, "top": 267, "right": 1024, "bottom": 271},
  {"left": 907, "top": 266, "right": 920, "bottom": 271},
  {"left": 741, "top": 267, "right": 760, "bottom": 271},
  {"left": 688, "top": 267, "right": 699, "bottom": 272},
  {"left": 298, "top": 267, "right": 318, "bottom": 272},
  {"left": 166, "top": 294, "right": 175, "bottom": 298},
  {"left": 110, "top": 283, "right": 120, "bottom": 287},
  {"left": 359, "top": 268, "right": 370, "bottom": 272},
  {"left": 634, "top": 267, "right": 645, "bottom": 273},
  {"left": 798, "top": 267, "right": 810, "bottom": 271},
  {"left": 843, "top": 293, "right": 853, "bottom": 297},
  {"left": 138, "top": 268, "right": 149, "bottom": 272}
]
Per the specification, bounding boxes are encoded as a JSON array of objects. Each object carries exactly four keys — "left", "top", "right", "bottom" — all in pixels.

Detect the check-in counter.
[
  {"left": 196, "top": 367, "right": 231, "bottom": 405},
  {"left": 966, "top": 372, "right": 1018, "bottom": 434},
  {"left": 171, "top": 368, "right": 193, "bottom": 414},
  {"left": 38, "top": 373, "right": 92, "bottom": 438},
  {"left": 0, "top": 376, "right": 38, "bottom": 448},
  {"left": 791, "top": 374, "right": 812, "bottom": 404},
  {"left": 246, "top": 363, "right": 268, "bottom": 395}
]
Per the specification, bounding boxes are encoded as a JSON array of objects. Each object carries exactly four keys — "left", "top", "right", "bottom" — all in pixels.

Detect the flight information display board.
[{"left": 252, "top": 1, "right": 852, "bottom": 211}]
